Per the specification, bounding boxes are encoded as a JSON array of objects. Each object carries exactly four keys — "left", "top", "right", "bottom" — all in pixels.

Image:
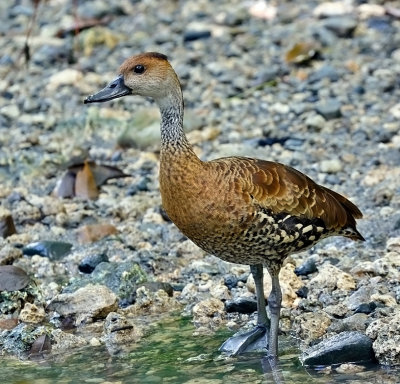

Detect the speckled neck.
[{"left": 158, "top": 90, "right": 196, "bottom": 158}]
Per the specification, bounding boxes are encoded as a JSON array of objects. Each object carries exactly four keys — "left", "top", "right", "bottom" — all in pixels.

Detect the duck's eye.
[{"left": 133, "top": 65, "right": 145, "bottom": 74}]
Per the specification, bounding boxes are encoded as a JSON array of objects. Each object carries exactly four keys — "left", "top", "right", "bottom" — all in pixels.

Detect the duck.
[{"left": 84, "top": 52, "right": 364, "bottom": 361}]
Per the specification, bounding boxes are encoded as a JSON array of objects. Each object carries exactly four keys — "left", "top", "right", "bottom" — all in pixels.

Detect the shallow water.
[{"left": 1, "top": 317, "right": 399, "bottom": 384}]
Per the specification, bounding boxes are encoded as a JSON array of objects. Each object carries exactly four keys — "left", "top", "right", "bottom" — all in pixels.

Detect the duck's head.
[{"left": 84, "top": 52, "right": 180, "bottom": 105}]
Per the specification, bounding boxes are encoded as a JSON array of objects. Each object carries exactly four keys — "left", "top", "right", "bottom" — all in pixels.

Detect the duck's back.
[{"left": 160, "top": 155, "right": 364, "bottom": 266}]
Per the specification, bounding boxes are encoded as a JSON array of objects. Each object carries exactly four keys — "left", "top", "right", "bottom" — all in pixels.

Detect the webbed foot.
[{"left": 219, "top": 325, "right": 268, "bottom": 356}]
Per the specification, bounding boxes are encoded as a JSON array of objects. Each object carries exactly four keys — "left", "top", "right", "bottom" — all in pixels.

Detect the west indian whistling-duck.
[{"left": 84, "top": 52, "right": 364, "bottom": 361}]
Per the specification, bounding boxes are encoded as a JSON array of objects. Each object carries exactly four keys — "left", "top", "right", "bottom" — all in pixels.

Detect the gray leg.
[
  {"left": 250, "top": 264, "right": 269, "bottom": 328},
  {"left": 267, "top": 273, "right": 282, "bottom": 358},
  {"left": 219, "top": 264, "right": 269, "bottom": 355}
]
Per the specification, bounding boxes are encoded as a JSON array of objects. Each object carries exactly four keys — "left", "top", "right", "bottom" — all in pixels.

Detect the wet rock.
[
  {"left": 323, "top": 17, "right": 358, "bottom": 38},
  {"left": 247, "top": 263, "right": 304, "bottom": 308},
  {"left": 295, "top": 257, "right": 317, "bottom": 276},
  {"left": 0, "top": 208, "right": 16, "bottom": 238},
  {"left": 0, "top": 245, "right": 22, "bottom": 265},
  {"left": 23, "top": 241, "right": 72, "bottom": 261},
  {"left": 293, "top": 310, "right": 332, "bottom": 344},
  {"left": 18, "top": 303, "right": 46, "bottom": 324},
  {"left": 225, "top": 298, "right": 257, "bottom": 314},
  {"left": 128, "top": 286, "right": 180, "bottom": 315},
  {"left": 301, "top": 331, "right": 375, "bottom": 366},
  {"left": 65, "top": 261, "right": 147, "bottom": 303},
  {"left": 48, "top": 284, "right": 118, "bottom": 325},
  {"left": 51, "top": 329, "right": 87, "bottom": 354},
  {"left": 316, "top": 99, "right": 342, "bottom": 120},
  {"left": 78, "top": 253, "right": 109, "bottom": 274},
  {"left": 0, "top": 323, "right": 50, "bottom": 359},
  {"left": 366, "top": 312, "right": 400, "bottom": 365},
  {"left": 103, "top": 312, "right": 143, "bottom": 355},
  {"left": 192, "top": 298, "right": 225, "bottom": 329}
]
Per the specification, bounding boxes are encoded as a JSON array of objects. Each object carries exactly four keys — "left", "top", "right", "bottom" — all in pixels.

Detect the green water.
[{"left": 0, "top": 317, "right": 399, "bottom": 384}]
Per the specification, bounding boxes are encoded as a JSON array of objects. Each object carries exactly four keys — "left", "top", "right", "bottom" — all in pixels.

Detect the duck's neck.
[{"left": 157, "top": 90, "right": 197, "bottom": 160}]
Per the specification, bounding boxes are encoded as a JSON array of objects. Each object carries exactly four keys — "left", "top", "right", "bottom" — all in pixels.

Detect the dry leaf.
[
  {"left": 285, "top": 42, "right": 319, "bottom": 64},
  {"left": 0, "top": 265, "right": 30, "bottom": 292},
  {"left": 29, "top": 334, "right": 52, "bottom": 359},
  {"left": 75, "top": 161, "right": 99, "bottom": 200},
  {"left": 77, "top": 223, "right": 118, "bottom": 243}
]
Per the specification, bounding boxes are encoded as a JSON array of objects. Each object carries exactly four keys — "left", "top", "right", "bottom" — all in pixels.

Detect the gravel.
[{"left": 0, "top": 0, "right": 399, "bottom": 372}]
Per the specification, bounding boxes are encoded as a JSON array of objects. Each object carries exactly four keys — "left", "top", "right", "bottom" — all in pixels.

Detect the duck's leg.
[
  {"left": 266, "top": 272, "right": 282, "bottom": 361},
  {"left": 219, "top": 264, "right": 269, "bottom": 355}
]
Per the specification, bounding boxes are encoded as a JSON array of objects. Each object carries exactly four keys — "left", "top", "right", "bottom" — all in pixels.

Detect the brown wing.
[{"left": 215, "top": 157, "right": 363, "bottom": 237}]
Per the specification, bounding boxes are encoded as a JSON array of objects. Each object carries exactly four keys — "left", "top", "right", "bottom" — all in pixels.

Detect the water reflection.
[{"left": 0, "top": 316, "right": 399, "bottom": 384}]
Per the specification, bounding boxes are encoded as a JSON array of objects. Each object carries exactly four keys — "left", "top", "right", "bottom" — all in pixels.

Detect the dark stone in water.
[
  {"left": 354, "top": 302, "right": 377, "bottom": 315},
  {"left": 301, "top": 331, "right": 375, "bottom": 366},
  {"left": 78, "top": 253, "right": 109, "bottom": 274},
  {"left": 23, "top": 241, "right": 72, "bottom": 260},
  {"left": 295, "top": 258, "right": 317, "bottom": 276},
  {"left": 226, "top": 298, "right": 257, "bottom": 314}
]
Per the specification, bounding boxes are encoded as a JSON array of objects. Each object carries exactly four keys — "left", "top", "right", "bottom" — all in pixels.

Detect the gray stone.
[
  {"left": 301, "top": 331, "right": 375, "bottom": 366},
  {"left": 316, "top": 99, "right": 342, "bottom": 120},
  {"left": 323, "top": 17, "right": 358, "bottom": 38}
]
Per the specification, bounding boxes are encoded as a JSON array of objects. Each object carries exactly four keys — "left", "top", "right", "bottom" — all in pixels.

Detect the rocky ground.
[{"left": 0, "top": 0, "right": 400, "bottom": 375}]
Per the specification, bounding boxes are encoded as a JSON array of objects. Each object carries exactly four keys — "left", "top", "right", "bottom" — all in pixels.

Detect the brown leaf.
[
  {"left": 56, "top": 16, "right": 111, "bottom": 38},
  {"left": 0, "top": 209, "right": 16, "bottom": 238},
  {"left": 29, "top": 334, "right": 52, "bottom": 358},
  {"left": 0, "top": 318, "right": 18, "bottom": 330},
  {"left": 75, "top": 161, "right": 99, "bottom": 200},
  {"left": 0, "top": 265, "right": 30, "bottom": 292},
  {"left": 68, "top": 162, "right": 128, "bottom": 186},
  {"left": 285, "top": 42, "right": 318, "bottom": 64},
  {"left": 77, "top": 223, "right": 118, "bottom": 243}
]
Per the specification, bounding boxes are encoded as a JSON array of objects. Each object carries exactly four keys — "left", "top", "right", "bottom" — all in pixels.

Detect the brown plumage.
[{"left": 84, "top": 52, "right": 364, "bottom": 360}]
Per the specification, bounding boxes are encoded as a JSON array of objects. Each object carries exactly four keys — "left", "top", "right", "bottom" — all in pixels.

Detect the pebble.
[
  {"left": 23, "top": 241, "right": 72, "bottom": 261},
  {"left": 320, "top": 158, "right": 343, "bottom": 174},
  {"left": 323, "top": 16, "right": 358, "bottom": 38},
  {"left": 315, "top": 99, "right": 342, "bottom": 120},
  {"left": 78, "top": 253, "right": 109, "bottom": 274}
]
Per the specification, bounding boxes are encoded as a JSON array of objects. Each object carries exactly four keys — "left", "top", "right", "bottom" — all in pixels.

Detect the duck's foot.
[{"left": 219, "top": 325, "right": 268, "bottom": 356}]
